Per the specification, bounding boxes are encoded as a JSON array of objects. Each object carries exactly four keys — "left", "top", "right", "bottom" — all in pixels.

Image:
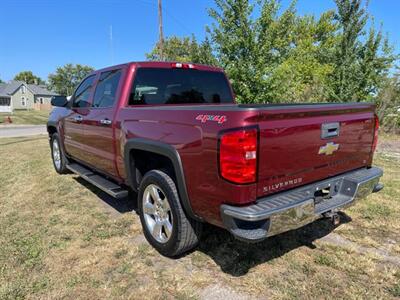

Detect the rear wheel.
[
  {"left": 138, "top": 170, "right": 202, "bottom": 257},
  {"left": 51, "top": 133, "right": 69, "bottom": 174}
]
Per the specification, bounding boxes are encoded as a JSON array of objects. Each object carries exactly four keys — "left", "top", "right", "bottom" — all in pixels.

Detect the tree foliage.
[
  {"left": 146, "top": 0, "right": 398, "bottom": 128},
  {"left": 206, "top": 0, "right": 340, "bottom": 102},
  {"left": 330, "top": 0, "right": 396, "bottom": 101},
  {"left": 146, "top": 35, "right": 217, "bottom": 66},
  {"left": 376, "top": 70, "right": 400, "bottom": 132},
  {"left": 14, "top": 71, "right": 44, "bottom": 85},
  {"left": 48, "top": 64, "right": 94, "bottom": 96},
  {"left": 207, "top": 0, "right": 397, "bottom": 103}
]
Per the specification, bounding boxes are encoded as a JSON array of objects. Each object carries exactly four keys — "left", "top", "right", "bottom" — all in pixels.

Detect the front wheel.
[
  {"left": 138, "top": 170, "right": 202, "bottom": 257},
  {"left": 51, "top": 133, "right": 69, "bottom": 174}
]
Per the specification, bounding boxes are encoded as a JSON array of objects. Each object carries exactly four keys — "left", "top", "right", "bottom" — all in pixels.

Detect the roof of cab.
[{"left": 93, "top": 61, "right": 224, "bottom": 74}]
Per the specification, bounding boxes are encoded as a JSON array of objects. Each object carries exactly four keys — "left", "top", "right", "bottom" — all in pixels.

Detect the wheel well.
[
  {"left": 47, "top": 126, "right": 57, "bottom": 136},
  {"left": 130, "top": 149, "right": 176, "bottom": 189}
]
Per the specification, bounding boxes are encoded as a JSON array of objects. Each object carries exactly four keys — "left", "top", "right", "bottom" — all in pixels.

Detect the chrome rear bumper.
[{"left": 221, "top": 167, "right": 383, "bottom": 242}]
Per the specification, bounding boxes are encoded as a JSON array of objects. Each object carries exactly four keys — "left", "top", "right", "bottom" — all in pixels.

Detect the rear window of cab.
[{"left": 129, "top": 68, "right": 233, "bottom": 105}]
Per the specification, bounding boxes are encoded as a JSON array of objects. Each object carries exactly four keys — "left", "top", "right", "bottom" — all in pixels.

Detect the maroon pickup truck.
[{"left": 48, "top": 61, "right": 383, "bottom": 257}]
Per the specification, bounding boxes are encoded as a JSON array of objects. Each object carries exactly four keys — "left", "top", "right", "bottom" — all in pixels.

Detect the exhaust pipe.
[{"left": 372, "top": 183, "right": 384, "bottom": 193}]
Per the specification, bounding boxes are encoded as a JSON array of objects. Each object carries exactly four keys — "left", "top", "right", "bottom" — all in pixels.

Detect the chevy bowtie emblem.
[{"left": 318, "top": 142, "right": 339, "bottom": 155}]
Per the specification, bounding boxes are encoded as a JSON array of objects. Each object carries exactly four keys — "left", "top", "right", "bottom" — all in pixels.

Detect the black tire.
[
  {"left": 138, "top": 169, "right": 202, "bottom": 257},
  {"left": 50, "top": 133, "right": 69, "bottom": 174}
]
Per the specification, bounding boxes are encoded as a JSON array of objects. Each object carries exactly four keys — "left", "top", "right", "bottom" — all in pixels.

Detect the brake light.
[
  {"left": 372, "top": 114, "right": 379, "bottom": 153},
  {"left": 171, "top": 63, "right": 195, "bottom": 69},
  {"left": 219, "top": 128, "right": 258, "bottom": 184}
]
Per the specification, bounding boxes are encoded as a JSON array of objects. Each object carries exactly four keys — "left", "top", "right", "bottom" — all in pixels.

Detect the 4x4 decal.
[{"left": 196, "top": 114, "right": 227, "bottom": 124}]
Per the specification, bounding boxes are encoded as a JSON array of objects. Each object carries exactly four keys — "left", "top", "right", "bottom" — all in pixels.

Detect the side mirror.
[{"left": 51, "top": 96, "right": 68, "bottom": 107}]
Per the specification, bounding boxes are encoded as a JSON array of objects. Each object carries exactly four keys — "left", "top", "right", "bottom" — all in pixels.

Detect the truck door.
[
  {"left": 80, "top": 68, "right": 123, "bottom": 178},
  {"left": 63, "top": 75, "right": 96, "bottom": 161}
]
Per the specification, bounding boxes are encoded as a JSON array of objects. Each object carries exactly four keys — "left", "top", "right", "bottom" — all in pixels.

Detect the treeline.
[
  {"left": 7, "top": 65, "right": 94, "bottom": 97},
  {"left": 147, "top": 0, "right": 399, "bottom": 132}
]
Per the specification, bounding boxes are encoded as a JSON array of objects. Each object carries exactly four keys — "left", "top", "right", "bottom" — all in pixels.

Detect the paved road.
[{"left": 0, "top": 125, "right": 47, "bottom": 138}]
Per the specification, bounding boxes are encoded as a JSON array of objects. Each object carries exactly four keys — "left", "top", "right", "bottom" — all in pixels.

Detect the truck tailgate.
[{"left": 249, "top": 103, "right": 376, "bottom": 198}]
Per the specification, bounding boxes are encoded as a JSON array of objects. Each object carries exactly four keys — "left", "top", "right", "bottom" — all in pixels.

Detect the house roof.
[
  {"left": 0, "top": 81, "right": 22, "bottom": 97},
  {"left": 0, "top": 81, "right": 57, "bottom": 97},
  {"left": 27, "top": 84, "right": 58, "bottom": 96},
  {"left": 0, "top": 84, "right": 6, "bottom": 97}
]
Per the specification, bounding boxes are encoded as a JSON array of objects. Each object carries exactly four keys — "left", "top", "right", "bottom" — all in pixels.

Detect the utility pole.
[{"left": 158, "top": 0, "right": 164, "bottom": 61}]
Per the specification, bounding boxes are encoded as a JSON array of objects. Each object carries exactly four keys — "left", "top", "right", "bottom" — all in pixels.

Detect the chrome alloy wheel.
[
  {"left": 142, "top": 184, "right": 173, "bottom": 243},
  {"left": 52, "top": 139, "right": 61, "bottom": 170}
]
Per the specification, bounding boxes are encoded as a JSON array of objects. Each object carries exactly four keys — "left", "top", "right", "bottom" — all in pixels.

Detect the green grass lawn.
[
  {"left": 0, "top": 135, "right": 399, "bottom": 299},
  {"left": 0, "top": 110, "right": 49, "bottom": 125}
]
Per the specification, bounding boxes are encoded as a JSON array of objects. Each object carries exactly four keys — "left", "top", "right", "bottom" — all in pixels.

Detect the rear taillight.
[
  {"left": 219, "top": 127, "right": 258, "bottom": 184},
  {"left": 372, "top": 114, "right": 379, "bottom": 153}
]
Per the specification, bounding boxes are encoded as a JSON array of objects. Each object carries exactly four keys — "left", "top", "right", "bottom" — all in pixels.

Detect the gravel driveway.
[{"left": 0, "top": 125, "right": 47, "bottom": 138}]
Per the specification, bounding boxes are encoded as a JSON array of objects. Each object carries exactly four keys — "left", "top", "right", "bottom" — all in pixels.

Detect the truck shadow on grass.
[
  {"left": 198, "top": 213, "right": 351, "bottom": 276},
  {"left": 74, "top": 177, "right": 137, "bottom": 213},
  {"left": 73, "top": 177, "right": 351, "bottom": 277}
]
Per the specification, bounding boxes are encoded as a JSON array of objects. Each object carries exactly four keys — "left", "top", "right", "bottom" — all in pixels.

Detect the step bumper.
[{"left": 221, "top": 167, "right": 383, "bottom": 242}]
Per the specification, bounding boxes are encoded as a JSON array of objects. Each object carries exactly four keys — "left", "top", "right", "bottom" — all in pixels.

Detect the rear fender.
[{"left": 124, "top": 138, "right": 202, "bottom": 221}]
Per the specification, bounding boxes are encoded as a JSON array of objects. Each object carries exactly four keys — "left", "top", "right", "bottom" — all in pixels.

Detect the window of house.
[
  {"left": 21, "top": 86, "right": 26, "bottom": 94},
  {"left": 92, "top": 69, "right": 122, "bottom": 108},
  {"left": 72, "top": 75, "right": 95, "bottom": 108},
  {"left": 0, "top": 98, "right": 10, "bottom": 106},
  {"left": 21, "top": 97, "right": 26, "bottom": 106},
  {"left": 40, "top": 97, "right": 44, "bottom": 104}
]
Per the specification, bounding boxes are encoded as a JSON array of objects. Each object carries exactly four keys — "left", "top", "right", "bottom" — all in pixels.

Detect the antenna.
[
  {"left": 110, "top": 25, "right": 114, "bottom": 65},
  {"left": 158, "top": 0, "right": 164, "bottom": 61}
]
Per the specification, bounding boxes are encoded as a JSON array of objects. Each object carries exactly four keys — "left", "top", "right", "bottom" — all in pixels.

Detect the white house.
[{"left": 0, "top": 81, "right": 58, "bottom": 112}]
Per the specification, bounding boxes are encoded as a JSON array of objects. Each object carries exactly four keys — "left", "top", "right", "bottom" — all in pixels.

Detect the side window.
[
  {"left": 92, "top": 70, "right": 122, "bottom": 108},
  {"left": 72, "top": 75, "right": 95, "bottom": 108}
]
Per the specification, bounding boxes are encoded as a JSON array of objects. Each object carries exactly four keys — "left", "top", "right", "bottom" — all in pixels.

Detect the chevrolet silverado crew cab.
[{"left": 48, "top": 61, "right": 383, "bottom": 257}]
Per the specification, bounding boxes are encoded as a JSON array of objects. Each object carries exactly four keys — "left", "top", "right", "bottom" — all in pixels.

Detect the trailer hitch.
[{"left": 323, "top": 211, "right": 340, "bottom": 226}]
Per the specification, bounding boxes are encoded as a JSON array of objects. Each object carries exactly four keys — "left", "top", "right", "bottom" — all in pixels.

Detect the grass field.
[
  {"left": 0, "top": 110, "right": 49, "bottom": 125},
  {"left": 0, "top": 135, "right": 399, "bottom": 299}
]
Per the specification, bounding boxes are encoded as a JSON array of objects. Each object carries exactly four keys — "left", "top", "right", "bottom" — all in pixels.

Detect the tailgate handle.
[{"left": 321, "top": 122, "right": 340, "bottom": 139}]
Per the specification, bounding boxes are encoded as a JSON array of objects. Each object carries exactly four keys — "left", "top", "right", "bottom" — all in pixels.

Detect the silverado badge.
[{"left": 318, "top": 142, "right": 339, "bottom": 155}]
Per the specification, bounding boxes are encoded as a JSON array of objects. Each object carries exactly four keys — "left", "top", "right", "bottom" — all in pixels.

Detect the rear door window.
[
  {"left": 92, "top": 69, "right": 122, "bottom": 108},
  {"left": 129, "top": 68, "right": 233, "bottom": 105}
]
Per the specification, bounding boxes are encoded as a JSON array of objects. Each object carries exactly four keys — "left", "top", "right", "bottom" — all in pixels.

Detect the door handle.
[
  {"left": 321, "top": 122, "right": 340, "bottom": 139},
  {"left": 100, "top": 118, "right": 112, "bottom": 126},
  {"left": 74, "top": 115, "right": 83, "bottom": 123}
]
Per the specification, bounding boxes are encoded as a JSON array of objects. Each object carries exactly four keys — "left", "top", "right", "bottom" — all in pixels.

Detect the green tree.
[
  {"left": 270, "top": 11, "right": 338, "bottom": 102},
  {"left": 145, "top": 0, "right": 397, "bottom": 106},
  {"left": 330, "top": 0, "right": 396, "bottom": 101},
  {"left": 48, "top": 64, "right": 94, "bottom": 96},
  {"left": 208, "top": 0, "right": 258, "bottom": 103},
  {"left": 14, "top": 71, "right": 44, "bottom": 84},
  {"left": 146, "top": 35, "right": 218, "bottom": 65},
  {"left": 355, "top": 26, "right": 396, "bottom": 101},
  {"left": 208, "top": 0, "right": 337, "bottom": 103},
  {"left": 376, "top": 71, "right": 400, "bottom": 132},
  {"left": 331, "top": 0, "right": 367, "bottom": 101}
]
